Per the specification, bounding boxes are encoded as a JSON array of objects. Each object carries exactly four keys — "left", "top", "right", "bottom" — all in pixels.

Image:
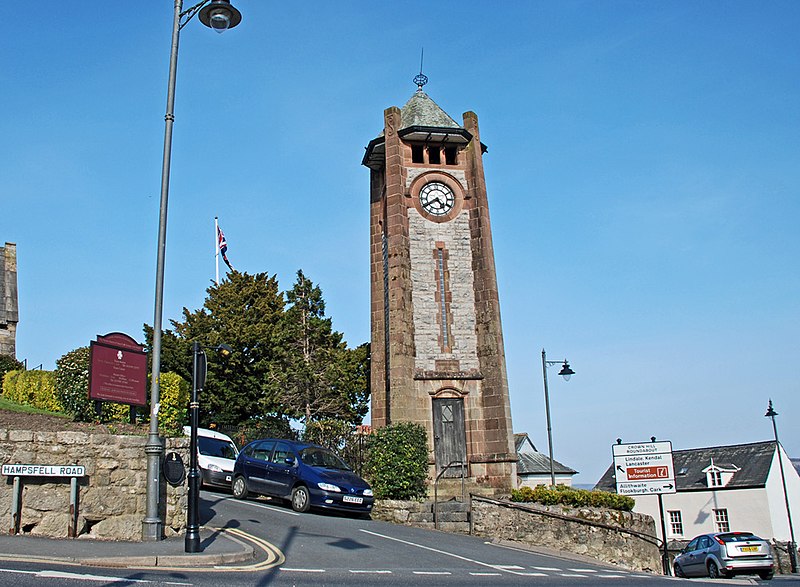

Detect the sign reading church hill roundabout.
[{"left": 613, "top": 440, "right": 676, "bottom": 496}]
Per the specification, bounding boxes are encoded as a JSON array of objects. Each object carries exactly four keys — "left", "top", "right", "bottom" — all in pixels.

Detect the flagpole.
[{"left": 214, "top": 216, "right": 220, "bottom": 285}]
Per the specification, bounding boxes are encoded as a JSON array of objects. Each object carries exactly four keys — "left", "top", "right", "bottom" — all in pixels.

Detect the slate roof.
[
  {"left": 515, "top": 432, "right": 578, "bottom": 476},
  {"left": 594, "top": 440, "right": 778, "bottom": 493},
  {"left": 396, "top": 89, "right": 461, "bottom": 130},
  {"left": 792, "top": 458, "right": 800, "bottom": 476}
]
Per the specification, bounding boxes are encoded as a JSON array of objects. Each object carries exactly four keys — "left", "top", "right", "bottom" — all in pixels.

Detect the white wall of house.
[
  {"left": 519, "top": 473, "right": 574, "bottom": 488},
  {"left": 632, "top": 445, "right": 800, "bottom": 543},
  {"left": 765, "top": 445, "right": 800, "bottom": 542},
  {"left": 633, "top": 487, "right": 774, "bottom": 542}
]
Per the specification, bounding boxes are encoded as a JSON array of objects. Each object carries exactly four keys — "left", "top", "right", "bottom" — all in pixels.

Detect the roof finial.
[{"left": 413, "top": 47, "right": 428, "bottom": 91}]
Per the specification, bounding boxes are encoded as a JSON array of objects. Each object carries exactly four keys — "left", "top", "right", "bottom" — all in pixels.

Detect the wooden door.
[{"left": 432, "top": 397, "right": 466, "bottom": 478}]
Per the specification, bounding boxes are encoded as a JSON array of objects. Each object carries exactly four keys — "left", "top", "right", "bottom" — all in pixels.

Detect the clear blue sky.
[{"left": 2, "top": 1, "right": 798, "bottom": 486}]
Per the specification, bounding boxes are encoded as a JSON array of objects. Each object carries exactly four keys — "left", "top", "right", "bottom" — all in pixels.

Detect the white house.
[
  {"left": 595, "top": 440, "right": 800, "bottom": 545},
  {"left": 515, "top": 432, "right": 578, "bottom": 487}
]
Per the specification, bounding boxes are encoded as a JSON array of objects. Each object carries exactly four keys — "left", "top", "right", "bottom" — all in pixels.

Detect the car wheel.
[
  {"left": 673, "top": 563, "right": 685, "bottom": 578},
  {"left": 291, "top": 486, "right": 310, "bottom": 512},
  {"left": 758, "top": 571, "right": 774, "bottom": 581},
  {"left": 707, "top": 560, "right": 727, "bottom": 579},
  {"left": 232, "top": 476, "right": 248, "bottom": 500}
]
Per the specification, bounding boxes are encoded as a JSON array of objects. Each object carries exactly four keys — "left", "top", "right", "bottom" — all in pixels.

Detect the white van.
[{"left": 183, "top": 426, "right": 239, "bottom": 489}]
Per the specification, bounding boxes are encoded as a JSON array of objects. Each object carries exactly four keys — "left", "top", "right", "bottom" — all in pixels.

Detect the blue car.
[{"left": 231, "top": 438, "right": 374, "bottom": 514}]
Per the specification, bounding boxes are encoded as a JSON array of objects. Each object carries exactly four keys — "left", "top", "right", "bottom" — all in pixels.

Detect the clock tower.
[{"left": 363, "top": 81, "right": 516, "bottom": 494}]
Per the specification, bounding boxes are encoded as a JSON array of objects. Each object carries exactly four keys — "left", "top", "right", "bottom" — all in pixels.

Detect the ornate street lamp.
[
  {"left": 541, "top": 349, "right": 575, "bottom": 487},
  {"left": 765, "top": 400, "right": 798, "bottom": 573},
  {"left": 145, "top": 0, "right": 242, "bottom": 542},
  {"left": 186, "top": 342, "right": 232, "bottom": 553}
]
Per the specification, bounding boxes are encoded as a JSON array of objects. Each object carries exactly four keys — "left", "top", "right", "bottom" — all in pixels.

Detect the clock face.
[{"left": 419, "top": 182, "right": 455, "bottom": 216}]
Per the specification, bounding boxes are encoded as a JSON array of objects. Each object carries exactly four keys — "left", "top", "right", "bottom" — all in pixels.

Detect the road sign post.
[{"left": 612, "top": 440, "right": 676, "bottom": 575}]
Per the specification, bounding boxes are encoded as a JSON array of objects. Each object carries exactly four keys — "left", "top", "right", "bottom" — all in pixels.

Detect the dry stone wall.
[
  {"left": 471, "top": 495, "right": 661, "bottom": 572},
  {"left": 0, "top": 428, "right": 188, "bottom": 540}
]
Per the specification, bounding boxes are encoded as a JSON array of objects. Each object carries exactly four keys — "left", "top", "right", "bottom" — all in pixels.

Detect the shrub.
[
  {"left": 2, "top": 368, "right": 59, "bottom": 411},
  {"left": 2, "top": 369, "right": 23, "bottom": 403},
  {"left": 510, "top": 484, "right": 635, "bottom": 512},
  {"left": 157, "top": 371, "right": 189, "bottom": 436},
  {"left": 0, "top": 354, "right": 23, "bottom": 382},
  {"left": 364, "top": 422, "right": 428, "bottom": 500}
]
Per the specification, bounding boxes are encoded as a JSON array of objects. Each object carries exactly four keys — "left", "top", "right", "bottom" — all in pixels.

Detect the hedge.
[
  {"left": 510, "top": 484, "right": 635, "bottom": 512},
  {"left": 1, "top": 369, "right": 60, "bottom": 412},
  {"left": 364, "top": 422, "right": 429, "bottom": 500}
]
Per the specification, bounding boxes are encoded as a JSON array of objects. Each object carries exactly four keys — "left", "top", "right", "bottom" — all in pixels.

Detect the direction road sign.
[{"left": 612, "top": 441, "right": 676, "bottom": 495}]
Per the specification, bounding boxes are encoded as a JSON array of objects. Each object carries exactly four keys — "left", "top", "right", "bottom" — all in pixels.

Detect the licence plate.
[
  {"left": 342, "top": 495, "right": 363, "bottom": 504},
  {"left": 740, "top": 546, "right": 758, "bottom": 552}
]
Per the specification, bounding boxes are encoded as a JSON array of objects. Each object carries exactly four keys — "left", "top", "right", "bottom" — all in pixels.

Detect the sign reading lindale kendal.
[
  {"left": 612, "top": 440, "right": 676, "bottom": 496},
  {"left": 89, "top": 332, "right": 147, "bottom": 406}
]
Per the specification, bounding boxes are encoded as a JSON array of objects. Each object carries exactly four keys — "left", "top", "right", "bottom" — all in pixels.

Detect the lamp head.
[
  {"left": 199, "top": 0, "right": 242, "bottom": 33},
  {"left": 765, "top": 399, "right": 778, "bottom": 418},
  {"left": 558, "top": 361, "right": 575, "bottom": 381},
  {"left": 216, "top": 343, "right": 233, "bottom": 358}
]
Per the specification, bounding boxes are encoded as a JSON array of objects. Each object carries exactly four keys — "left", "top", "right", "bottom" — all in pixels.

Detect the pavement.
[{"left": 0, "top": 526, "right": 279, "bottom": 570}]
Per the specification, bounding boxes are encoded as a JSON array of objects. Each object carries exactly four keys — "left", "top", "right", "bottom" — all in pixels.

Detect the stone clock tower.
[{"left": 363, "top": 81, "right": 516, "bottom": 494}]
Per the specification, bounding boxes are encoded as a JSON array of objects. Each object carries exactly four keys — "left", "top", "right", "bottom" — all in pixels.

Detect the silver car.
[{"left": 673, "top": 532, "right": 774, "bottom": 580}]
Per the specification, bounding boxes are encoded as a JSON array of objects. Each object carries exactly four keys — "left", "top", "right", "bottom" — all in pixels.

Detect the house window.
[
  {"left": 709, "top": 470, "right": 723, "bottom": 487},
  {"left": 668, "top": 511, "right": 684, "bottom": 536},
  {"left": 427, "top": 146, "right": 441, "bottom": 164},
  {"left": 444, "top": 146, "right": 458, "bottom": 165},
  {"left": 411, "top": 145, "right": 424, "bottom": 163},
  {"left": 714, "top": 509, "right": 730, "bottom": 533}
]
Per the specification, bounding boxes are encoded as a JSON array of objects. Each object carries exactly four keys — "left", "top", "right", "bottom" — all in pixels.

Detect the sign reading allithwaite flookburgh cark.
[{"left": 612, "top": 440, "right": 676, "bottom": 496}]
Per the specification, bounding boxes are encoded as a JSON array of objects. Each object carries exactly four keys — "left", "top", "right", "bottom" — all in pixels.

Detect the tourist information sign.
[{"left": 612, "top": 440, "right": 676, "bottom": 496}]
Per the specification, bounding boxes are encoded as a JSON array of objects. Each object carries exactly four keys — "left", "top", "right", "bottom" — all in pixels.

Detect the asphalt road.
[{"left": 0, "top": 488, "right": 796, "bottom": 586}]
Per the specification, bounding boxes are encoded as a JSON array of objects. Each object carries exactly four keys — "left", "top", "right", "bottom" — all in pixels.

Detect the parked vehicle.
[
  {"left": 183, "top": 426, "right": 239, "bottom": 489},
  {"left": 231, "top": 438, "right": 374, "bottom": 514},
  {"left": 673, "top": 531, "right": 774, "bottom": 580}
]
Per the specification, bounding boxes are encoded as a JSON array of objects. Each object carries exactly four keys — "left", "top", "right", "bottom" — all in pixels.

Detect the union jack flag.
[{"left": 217, "top": 225, "right": 234, "bottom": 271}]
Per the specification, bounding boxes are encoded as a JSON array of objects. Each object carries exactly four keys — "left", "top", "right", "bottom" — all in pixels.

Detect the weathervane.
[{"left": 413, "top": 48, "right": 428, "bottom": 90}]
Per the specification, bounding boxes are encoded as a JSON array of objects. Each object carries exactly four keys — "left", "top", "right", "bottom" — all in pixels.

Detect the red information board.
[{"left": 89, "top": 333, "right": 147, "bottom": 406}]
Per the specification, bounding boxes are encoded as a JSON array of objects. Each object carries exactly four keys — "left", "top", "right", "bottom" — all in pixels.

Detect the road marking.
[
  {"left": 569, "top": 568, "right": 598, "bottom": 572},
  {"left": 470, "top": 572, "right": 502, "bottom": 576},
  {"left": 496, "top": 565, "right": 525, "bottom": 570},
  {"left": 532, "top": 566, "right": 561, "bottom": 571},
  {"left": 413, "top": 571, "right": 452, "bottom": 575},
  {"left": 359, "top": 529, "right": 539, "bottom": 576},
  {"left": 516, "top": 572, "right": 548, "bottom": 576},
  {"left": 598, "top": 574, "right": 628, "bottom": 578},
  {"left": 560, "top": 573, "right": 588, "bottom": 577},
  {"left": 39, "top": 570, "right": 153, "bottom": 583},
  {"left": 349, "top": 570, "right": 392, "bottom": 574},
  {"left": 280, "top": 568, "right": 326, "bottom": 573}
]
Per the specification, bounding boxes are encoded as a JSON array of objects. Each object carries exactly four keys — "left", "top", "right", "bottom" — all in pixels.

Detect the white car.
[{"left": 183, "top": 426, "right": 239, "bottom": 489}]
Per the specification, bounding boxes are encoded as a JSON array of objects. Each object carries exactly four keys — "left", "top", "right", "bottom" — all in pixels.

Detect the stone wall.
[
  {"left": 471, "top": 496, "right": 661, "bottom": 572},
  {"left": 0, "top": 428, "right": 188, "bottom": 540}
]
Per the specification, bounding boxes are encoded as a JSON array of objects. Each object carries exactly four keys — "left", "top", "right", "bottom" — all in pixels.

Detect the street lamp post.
[
  {"left": 541, "top": 349, "right": 575, "bottom": 487},
  {"left": 765, "top": 399, "right": 798, "bottom": 573},
  {"left": 144, "top": 0, "right": 242, "bottom": 542},
  {"left": 186, "top": 342, "right": 232, "bottom": 553}
]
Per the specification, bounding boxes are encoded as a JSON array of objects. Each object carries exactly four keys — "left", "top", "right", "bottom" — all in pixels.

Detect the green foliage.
[
  {"left": 0, "top": 354, "right": 23, "bottom": 382},
  {"left": 303, "top": 419, "right": 353, "bottom": 451},
  {"left": 146, "top": 271, "right": 287, "bottom": 426},
  {"left": 220, "top": 416, "right": 297, "bottom": 449},
  {"left": 2, "top": 368, "right": 59, "bottom": 411},
  {"left": 277, "top": 271, "right": 369, "bottom": 425},
  {"left": 156, "top": 371, "right": 189, "bottom": 436},
  {"left": 144, "top": 270, "right": 369, "bottom": 429},
  {"left": 510, "top": 484, "right": 635, "bottom": 512},
  {"left": 54, "top": 347, "right": 93, "bottom": 421},
  {"left": 364, "top": 422, "right": 429, "bottom": 500},
  {"left": 2, "top": 370, "right": 22, "bottom": 403}
]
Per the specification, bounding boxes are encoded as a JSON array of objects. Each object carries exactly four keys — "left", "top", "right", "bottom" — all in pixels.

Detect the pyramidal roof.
[{"left": 398, "top": 89, "right": 461, "bottom": 130}]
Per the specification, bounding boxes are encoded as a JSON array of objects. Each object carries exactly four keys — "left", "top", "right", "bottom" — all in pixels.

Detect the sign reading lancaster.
[{"left": 612, "top": 440, "right": 676, "bottom": 496}]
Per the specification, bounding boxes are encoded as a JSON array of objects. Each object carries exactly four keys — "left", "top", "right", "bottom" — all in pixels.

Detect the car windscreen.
[
  {"left": 198, "top": 436, "right": 238, "bottom": 459},
  {"left": 300, "top": 448, "right": 352, "bottom": 470},
  {"left": 719, "top": 533, "right": 761, "bottom": 542}
]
